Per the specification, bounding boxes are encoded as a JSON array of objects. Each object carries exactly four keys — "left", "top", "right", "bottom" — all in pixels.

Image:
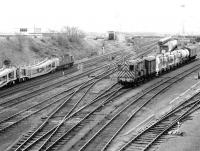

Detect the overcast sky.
[{"left": 0, "top": 0, "right": 200, "bottom": 34}]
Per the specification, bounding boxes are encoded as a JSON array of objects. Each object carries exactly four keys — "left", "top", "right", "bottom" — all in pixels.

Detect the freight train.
[
  {"left": 117, "top": 45, "right": 197, "bottom": 86},
  {"left": 0, "top": 54, "right": 74, "bottom": 88}
]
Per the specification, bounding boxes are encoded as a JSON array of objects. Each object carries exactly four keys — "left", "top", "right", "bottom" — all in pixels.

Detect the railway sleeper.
[
  {"left": 154, "top": 123, "right": 171, "bottom": 127},
  {"left": 145, "top": 131, "right": 159, "bottom": 136},
  {"left": 149, "top": 128, "right": 165, "bottom": 132},
  {"left": 159, "top": 119, "right": 174, "bottom": 122},
  {"left": 126, "top": 146, "right": 144, "bottom": 151},
  {"left": 134, "top": 137, "right": 154, "bottom": 144},
  {"left": 62, "top": 137, "right": 71, "bottom": 141},
  {"left": 154, "top": 139, "right": 166, "bottom": 144},
  {"left": 62, "top": 136, "right": 73, "bottom": 142},
  {"left": 152, "top": 129, "right": 166, "bottom": 133},
  {"left": 137, "top": 137, "right": 157, "bottom": 142},
  {"left": 145, "top": 132, "right": 161, "bottom": 136},
  {"left": 129, "top": 143, "right": 147, "bottom": 148},
  {"left": 153, "top": 124, "right": 167, "bottom": 128},
  {"left": 58, "top": 140, "right": 67, "bottom": 145},
  {"left": 136, "top": 137, "right": 156, "bottom": 141}
]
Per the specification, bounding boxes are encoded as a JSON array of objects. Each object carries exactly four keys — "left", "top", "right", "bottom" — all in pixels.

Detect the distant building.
[
  {"left": 108, "top": 31, "right": 116, "bottom": 40},
  {"left": 0, "top": 27, "right": 43, "bottom": 38},
  {"left": 18, "top": 27, "right": 42, "bottom": 38}
]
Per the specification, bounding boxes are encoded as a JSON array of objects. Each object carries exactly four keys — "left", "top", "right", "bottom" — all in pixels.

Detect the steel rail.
[
  {"left": 9, "top": 69, "right": 116, "bottom": 151},
  {"left": 119, "top": 99, "right": 200, "bottom": 151},
  {"left": 77, "top": 61, "right": 200, "bottom": 151}
]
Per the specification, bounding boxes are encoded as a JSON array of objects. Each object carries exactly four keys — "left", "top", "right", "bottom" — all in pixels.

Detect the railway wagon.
[
  {"left": 0, "top": 67, "right": 17, "bottom": 88},
  {"left": 144, "top": 56, "right": 156, "bottom": 78},
  {"left": 0, "top": 53, "right": 75, "bottom": 88},
  {"left": 186, "top": 45, "right": 197, "bottom": 60},
  {"left": 117, "top": 46, "right": 197, "bottom": 86},
  {"left": 17, "top": 58, "right": 59, "bottom": 81}
]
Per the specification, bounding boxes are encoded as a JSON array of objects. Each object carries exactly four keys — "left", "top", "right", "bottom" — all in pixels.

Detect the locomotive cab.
[{"left": 117, "top": 60, "right": 136, "bottom": 85}]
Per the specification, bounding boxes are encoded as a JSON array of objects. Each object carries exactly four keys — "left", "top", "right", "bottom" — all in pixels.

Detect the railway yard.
[{"left": 1, "top": 36, "right": 200, "bottom": 151}]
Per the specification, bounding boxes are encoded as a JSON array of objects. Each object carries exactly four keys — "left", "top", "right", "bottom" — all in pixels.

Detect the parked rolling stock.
[
  {"left": 0, "top": 67, "right": 17, "bottom": 87},
  {"left": 117, "top": 46, "right": 197, "bottom": 86},
  {"left": 0, "top": 54, "right": 74, "bottom": 88}
]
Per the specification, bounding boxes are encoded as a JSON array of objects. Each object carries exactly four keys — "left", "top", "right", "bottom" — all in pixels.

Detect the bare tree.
[
  {"left": 61, "top": 26, "right": 85, "bottom": 42},
  {"left": 50, "top": 26, "right": 85, "bottom": 48}
]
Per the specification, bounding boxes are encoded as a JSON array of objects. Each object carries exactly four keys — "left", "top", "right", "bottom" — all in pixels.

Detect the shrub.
[
  {"left": 29, "top": 45, "right": 40, "bottom": 53},
  {"left": 61, "top": 26, "right": 85, "bottom": 43},
  {"left": 50, "top": 26, "right": 85, "bottom": 47},
  {"left": 40, "top": 39, "right": 46, "bottom": 43},
  {"left": 3, "top": 59, "right": 11, "bottom": 66}
]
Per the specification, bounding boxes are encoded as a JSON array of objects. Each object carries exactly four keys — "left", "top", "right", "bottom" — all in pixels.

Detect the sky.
[{"left": 0, "top": 0, "right": 200, "bottom": 34}]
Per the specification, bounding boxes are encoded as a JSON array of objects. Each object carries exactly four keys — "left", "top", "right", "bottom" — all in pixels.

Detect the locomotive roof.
[
  {"left": 0, "top": 67, "right": 16, "bottom": 77},
  {"left": 127, "top": 58, "right": 143, "bottom": 64},
  {"left": 144, "top": 55, "right": 155, "bottom": 61}
]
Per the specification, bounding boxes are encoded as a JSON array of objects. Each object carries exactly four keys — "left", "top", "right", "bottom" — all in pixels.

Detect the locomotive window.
[
  {"left": 117, "top": 65, "right": 121, "bottom": 70},
  {"left": 129, "top": 65, "right": 134, "bottom": 71}
]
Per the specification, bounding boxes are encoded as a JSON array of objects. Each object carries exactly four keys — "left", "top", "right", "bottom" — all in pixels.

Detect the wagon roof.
[
  {"left": 30, "top": 59, "right": 55, "bottom": 69},
  {"left": 0, "top": 67, "right": 15, "bottom": 77}
]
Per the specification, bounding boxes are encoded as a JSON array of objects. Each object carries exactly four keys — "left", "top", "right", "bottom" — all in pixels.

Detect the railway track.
[
  {"left": 0, "top": 59, "right": 119, "bottom": 110},
  {"left": 0, "top": 65, "right": 78, "bottom": 98},
  {"left": 6, "top": 69, "right": 122, "bottom": 150},
  {"left": 0, "top": 67, "right": 116, "bottom": 133},
  {"left": 68, "top": 60, "right": 200, "bottom": 151},
  {"left": 0, "top": 53, "right": 129, "bottom": 136},
  {"left": 0, "top": 38, "right": 156, "bottom": 102},
  {"left": 8, "top": 59, "right": 200, "bottom": 151},
  {"left": 119, "top": 92, "right": 200, "bottom": 151},
  {"left": 0, "top": 43, "right": 150, "bottom": 111},
  {"left": 0, "top": 38, "right": 157, "bottom": 100},
  {"left": 0, "top": 63, "right": 107, "bottom": 100},
  {"left": 2, "top": 39, "right": 158, "bottom": 150},
  {"left": 79, "top": 51, "right": 122, "bottom": 69},
  {"left": 23, "top": 85, "right": 124, "bottom": 151},
  {"left": 0, "top": 50, "right": 123, "bottom": 99}
]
